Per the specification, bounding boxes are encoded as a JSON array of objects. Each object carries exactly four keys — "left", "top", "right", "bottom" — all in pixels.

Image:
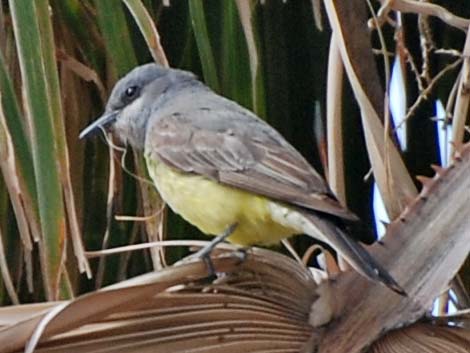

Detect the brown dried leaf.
[
  {"left": 0, "top": 249, "right": 318, "bottom": 353},
  {"left": 451, "top": 24, "right": 470, "bottom": 155},
  {"left": 326, "top": 36, "right": 346, "bottom": 204},
  {"left": 319, "top": 144, "right": 470, "bottom": 353},
  {"left": 371, "top": 323, "right": 470, "bottom": 353},
  {"left": 324, "top": 0, "right": 417, "bottom": 218}
]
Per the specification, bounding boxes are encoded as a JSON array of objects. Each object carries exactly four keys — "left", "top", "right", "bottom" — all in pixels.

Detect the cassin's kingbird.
[{"left": 80, "top": 63, "right": 404, "bottom": 294}]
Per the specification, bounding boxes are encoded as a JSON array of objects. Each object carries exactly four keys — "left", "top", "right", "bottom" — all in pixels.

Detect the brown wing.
[{"left": 145, "top": 107, "right": 357, "bottom": 221}]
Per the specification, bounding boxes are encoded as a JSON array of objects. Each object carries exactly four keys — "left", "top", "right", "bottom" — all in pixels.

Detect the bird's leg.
[
  {"left": 193, "top": 223, "right": 238, "bottom": 276},
  {"left": 182, "top": 223, "right": 244, "bottom": 278},
  {"left": 196, "top": 222, "right": 238, "bottom": 258}
]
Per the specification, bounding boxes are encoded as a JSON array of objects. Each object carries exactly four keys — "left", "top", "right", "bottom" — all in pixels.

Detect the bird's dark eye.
[{"left": 125, "top": 85, "right": 138, "bottom": 98}]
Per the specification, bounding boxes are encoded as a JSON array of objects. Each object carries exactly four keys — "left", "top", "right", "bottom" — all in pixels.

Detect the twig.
[
  {"left": 377, "top": 0, "right": 470, "bottom": 32},
  {"left": 405, "top": 46, "right": 426, "bottom": 92},
  {"left": 418, "top": 10, "right": 434, "bottom": 84},
  {"left": 434, "top": 48, "right": 463, "bottom": 57},
  {"left": 402, "top": 58, "right": 462, "bottom": 125}
]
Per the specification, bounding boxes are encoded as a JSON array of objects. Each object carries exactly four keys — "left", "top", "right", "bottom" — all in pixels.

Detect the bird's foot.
[{"left": 230, "top": 246, "right": 249, "bottom": 265}]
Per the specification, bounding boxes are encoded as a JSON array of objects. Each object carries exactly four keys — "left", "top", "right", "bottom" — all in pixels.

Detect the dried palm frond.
[
  {"left": 371, "top": 322, "right": 469, "bottom": 353},
  {"left": 1, "top": 246, "right": 468, "bottom": 353},
  {"left": 0, "top": 249, "right": 320, "bottom": 353}
]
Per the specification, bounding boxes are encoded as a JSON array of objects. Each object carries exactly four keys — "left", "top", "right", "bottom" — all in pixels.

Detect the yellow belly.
[{"left": 145, "top": 157, "right": 296, "bottom": 246}]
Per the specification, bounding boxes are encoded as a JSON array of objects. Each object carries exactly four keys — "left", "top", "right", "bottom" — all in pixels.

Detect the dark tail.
[{"left": 302, "top": 212, "right": 406, "bottom": 296}]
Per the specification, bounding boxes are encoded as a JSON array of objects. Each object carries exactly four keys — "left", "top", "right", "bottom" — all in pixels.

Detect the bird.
[{"left": 80, "top": 63, "right": 405, "bottom": 295}]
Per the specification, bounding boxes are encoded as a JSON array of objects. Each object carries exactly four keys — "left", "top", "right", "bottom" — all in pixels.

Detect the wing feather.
[{"left": 146, "top": 106, "right": 357, "bottom": 221}]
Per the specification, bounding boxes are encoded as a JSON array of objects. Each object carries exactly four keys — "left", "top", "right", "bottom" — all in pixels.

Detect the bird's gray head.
[{"left": 79, "top": 63, "right": 195, "bottom": 150}]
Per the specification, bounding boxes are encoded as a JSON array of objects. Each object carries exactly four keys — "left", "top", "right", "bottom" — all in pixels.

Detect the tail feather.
[{"left": 301, "top": 212, "right": 406, "bottom": 296}]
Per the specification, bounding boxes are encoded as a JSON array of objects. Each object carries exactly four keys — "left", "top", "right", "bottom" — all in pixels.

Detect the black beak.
[{"left": 79, "top": 111, "right": 119, "bottom": 139}]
